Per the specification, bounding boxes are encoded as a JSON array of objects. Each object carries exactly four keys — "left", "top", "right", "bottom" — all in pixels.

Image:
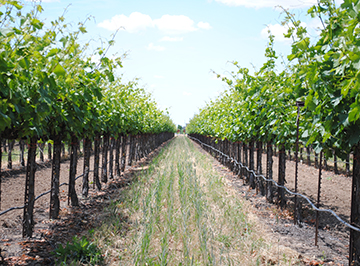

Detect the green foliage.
[
  {"left": 0, "top": 1, "right": 176, "bottom": 141},
  {"left": 53, "top": 235, "right": 104, "bottom": 265},
  {"left": 188, "top": 0, "right": 360, "bottom": 158},
  {"left": 188, "top": 33, "right": 297, "bottom": 147}
]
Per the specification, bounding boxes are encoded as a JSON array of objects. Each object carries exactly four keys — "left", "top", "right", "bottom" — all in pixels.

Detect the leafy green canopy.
[
  {"left": 0, "top": 1, "right": 176, "bottom": 141},
  {"left": 188, "top": 0, "right": 360, "bottom": 158}
]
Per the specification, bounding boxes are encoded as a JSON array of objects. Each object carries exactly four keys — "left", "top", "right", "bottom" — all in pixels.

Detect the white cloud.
[
  {"left": 154, "top": 75, "right": 165, "bottom": 79},
  {"left": 261, "top": 22, "right": 306, "bottom": 43},
  {"left": 160, "top": 36, "right": 184, "bottom": 42},
  {"left": 99, "top": 13, "right": 211, "bottom": 35},
  {"left": 197, "top": 21, "right": 212, "bottom": 30},
  {"left": 146, "top": 43, "right": 165, "bottom": 51},
  {"left": 183, "top": 91, "right": 192, "bottom": 96},
  {"left": 98, "top": 12, "right": 153, "bottom": 32},
  {"left": 215, "top": 0, "right": 319, "bottom": 9},
  {"left": 261, "top": 24, "right": 289, "bottom": 43},
  {"left": 154, "top": 15, "right": 197, "bottom": 35}
]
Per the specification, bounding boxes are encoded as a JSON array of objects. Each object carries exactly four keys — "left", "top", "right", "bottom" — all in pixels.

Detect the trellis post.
[
  {"left": 294, "top": 101, "right": 304, "bottom": 224},
  {"left": 23, "top": 137, "right": 37, "bottom": 237},
  {"left": 50, "top": 137, "right": 62, "bottom": 219},
  {"left": 68, "top": 136, "right": 79, "bottom": 206},
  {"left": 349, "top": 144, "right": 360, "bottom": 265}
]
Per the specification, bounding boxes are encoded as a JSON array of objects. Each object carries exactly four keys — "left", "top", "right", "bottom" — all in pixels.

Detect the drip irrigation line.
[
  {"left": 0, "top": 171, "right": 92, "bottom": 217},
  {"left": 0, "top": 137, "right": 161, "bottom": 217},
  {"left": 188, "top": 136, "right": 360, "bottom": 233}
]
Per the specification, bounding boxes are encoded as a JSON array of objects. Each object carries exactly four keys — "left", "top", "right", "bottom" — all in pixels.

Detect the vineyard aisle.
[{"left": 94, "top": 135, "right": 300, "bottom": 265}]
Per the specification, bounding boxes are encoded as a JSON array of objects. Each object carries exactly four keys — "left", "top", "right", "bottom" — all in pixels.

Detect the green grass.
[{"left": 91, "top": 136, "right": 302, "bottom": 265}]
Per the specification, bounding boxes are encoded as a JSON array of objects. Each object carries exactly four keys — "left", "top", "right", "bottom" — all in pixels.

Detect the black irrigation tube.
[
  {"left": 0, "top": 172, "right": 90, "bottom": 217},
  {"left": 0, "top": 137, "right": 138, "bottom": 216},
  {"left": 188, "top": 135, "right": 360, "bottom": 233},
  {"left": 0, "top": 136, "right": 158, "bottom": 217}
]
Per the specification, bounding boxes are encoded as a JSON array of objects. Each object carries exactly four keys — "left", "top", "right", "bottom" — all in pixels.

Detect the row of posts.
[
  {"left": 188, "top": 105, "right": 359, "bottom": 266},
  {"left": 0, "top": 132, "right": 174, "bottom": 238}
]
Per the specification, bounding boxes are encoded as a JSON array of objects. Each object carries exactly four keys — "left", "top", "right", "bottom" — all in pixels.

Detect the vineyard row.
[
  {"left": 0, "top": 132, "right": 174, "bottom": 238},
  {"left": 188, "top": 133, "right": 359, "bottom": 265}
]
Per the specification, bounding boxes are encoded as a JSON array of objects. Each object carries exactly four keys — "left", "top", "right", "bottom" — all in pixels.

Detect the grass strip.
[{"left": 92, "top": 136, "right": 301, "bottom": 265}]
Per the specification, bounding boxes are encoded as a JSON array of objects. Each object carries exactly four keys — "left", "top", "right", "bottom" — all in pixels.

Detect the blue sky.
[{"left": 29, "top": 0, "right": 342, "bottom": 126}]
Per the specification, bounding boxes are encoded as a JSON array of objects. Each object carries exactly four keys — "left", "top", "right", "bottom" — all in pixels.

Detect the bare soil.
[
  {"left": 0, "top": 139, "right": 353, "bottom": 265},
  {"left": 198, "top": 144, "right": 351, "bottom": 266}
]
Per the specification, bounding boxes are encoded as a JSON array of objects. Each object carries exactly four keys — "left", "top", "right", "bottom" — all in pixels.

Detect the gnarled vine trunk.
[
  {"left": 278, "top": 144, "right": 286, "bottom": 208},
  {"left": 93, "top": 135, "right": 101, "bottom": 190},
  {"left": 243, "top": 143, "right": 248, "bottom": 183},
  {"left": 68, "top": 136, "right": 79, "bottom": 206},
  {"left": 120, "top": 135, "right": 127, "bottom": 173},
  {"left": 109, "top": 137, "right": 115, "bottom": 179},
  {"left": 350, "top": 144, "right": 360, "bottom": 266},
  {"left": 257, "top": 141, "right": 264, "bottom": 195},
  {"left": 334, "top": 151, "right": 339, "bottom": 175},
  {"left": 50, "top": 137, "right": 62, "bottom": 219},
  {"left": 82, "top": 137, "right": 91, "bottom": 197},
  {"left": 48, "top": 142, "right": 52, "bottom": 161},
  {"left": 115, "top": 137, "right": 121, "bottom": 177},
  {"left": 101, "top": 134, "right": 109, "bottom": 183},
  {"left": 249, "top": 141, "right": 255, "bottom": 189},
  {"left": 266, "top": 142, "right": 273, "bottom": 203},
  {"left": 20, "top": 140, "right": 25, "bottom": 166},
  {"left": 128, "top": 135, "right": 134, "bottom": 166},
  {"left": 8, "top": 140, "right": 14, "bottom": 169},
  {"left": 23, "top": 137, "right": 37, "bottom": 237},
  {"left": 237, "top": 142, "right": 242, "bottom": 176}
]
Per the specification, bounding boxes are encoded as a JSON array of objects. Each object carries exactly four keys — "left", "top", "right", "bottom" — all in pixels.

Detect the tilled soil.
[
  {"left": 198, "top": 143, "right": 351, "bottom": 266},
  {"left": 0, "top": 147, "right": 141, "bottom": 265},
  {"left": 0, "top": 138, "right": 354, "bottom": 265}
]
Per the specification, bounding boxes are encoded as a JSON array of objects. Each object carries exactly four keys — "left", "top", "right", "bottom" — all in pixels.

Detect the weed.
[{"left": 53, "top": 235, "right": 104, "bottom": 265}]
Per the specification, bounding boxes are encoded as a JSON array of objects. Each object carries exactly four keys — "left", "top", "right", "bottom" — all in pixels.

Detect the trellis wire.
[
  {"left": 0, "top": 172, "right": 89, "bottom": 217},
  {"left": 0, "top": 136, "right": 158, "bottom": 217},
  {"left": 188, "top": 135, "right": 360, "bottom": 233},
  {"left": 295, "top": 151, "right": 353, "bottom": 166},
  {"left": 0, "top": 136, "right": 138, "bottom": 213}
]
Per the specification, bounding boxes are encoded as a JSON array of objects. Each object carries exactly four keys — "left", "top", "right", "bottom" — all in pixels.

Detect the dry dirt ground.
[
  {"left": 0, "top": 138, "right": 353, "bottom": 265},
  {"left": 198, "top": 142, "right": 351, "bottom": 266}
]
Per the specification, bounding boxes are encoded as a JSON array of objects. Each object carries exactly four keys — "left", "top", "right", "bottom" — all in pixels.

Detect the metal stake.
[
  {"left": 294, "top": 101, "right": 304, "bottom": 225},
  {"left": 315, "top": 150, "right": 323, "bottom": 246}
]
